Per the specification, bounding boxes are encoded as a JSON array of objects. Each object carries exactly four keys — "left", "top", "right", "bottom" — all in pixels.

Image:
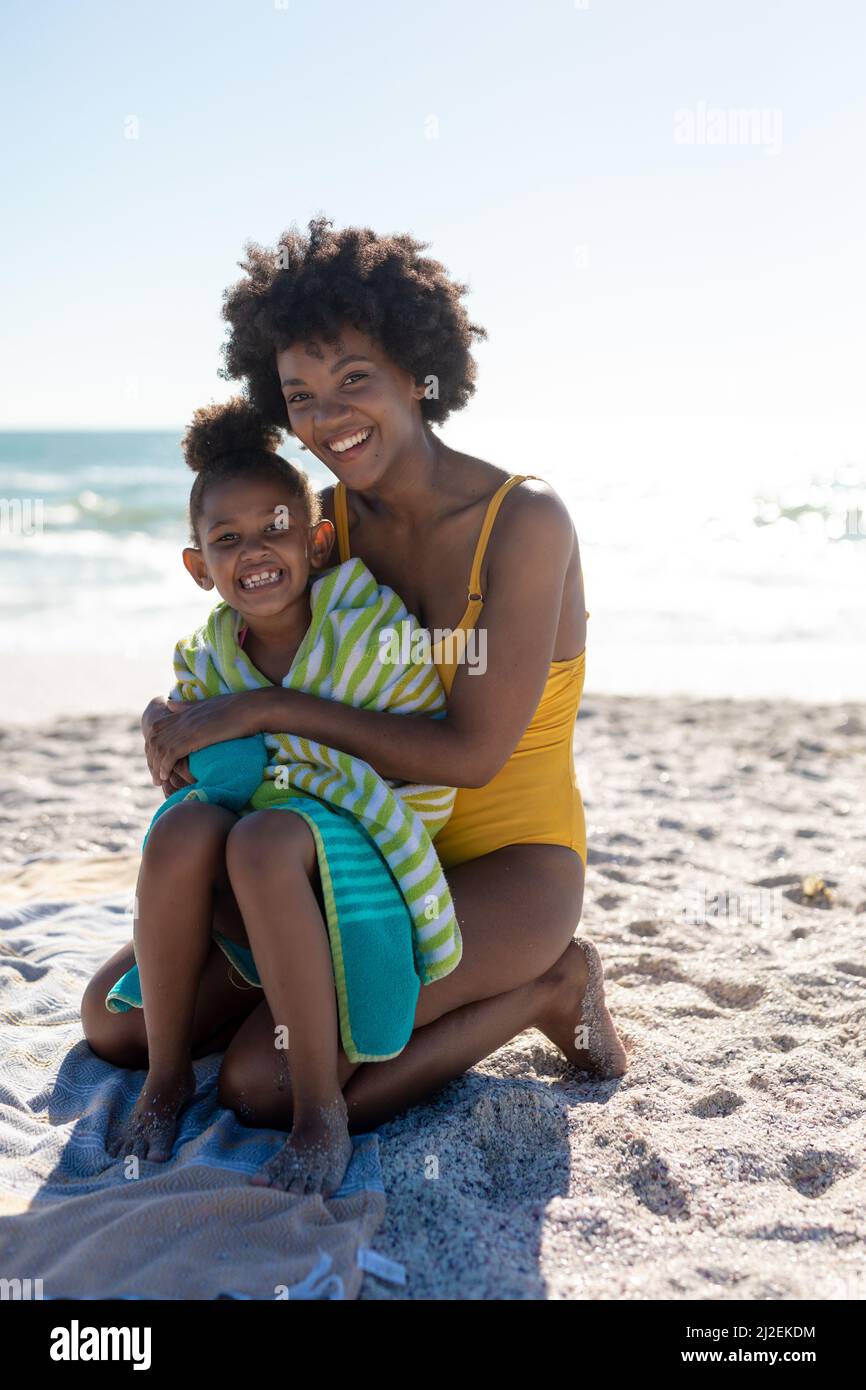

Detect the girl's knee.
[
  {"left": 144, "top": 801, "right": 234, "bottom": 868},
  {"left": 225, "top": 810, "right": 315, "bottom": 884}
]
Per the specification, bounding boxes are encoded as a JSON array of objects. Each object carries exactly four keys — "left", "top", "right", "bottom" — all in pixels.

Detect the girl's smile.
[
  {"left": 236, "top": 564, "right": 287, "bottom": 595},
  {"left": 182, "top": 474, "right": 335, "bottom": 629}
]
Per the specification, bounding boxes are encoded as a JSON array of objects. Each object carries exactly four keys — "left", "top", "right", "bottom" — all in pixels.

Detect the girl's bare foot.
[
  {"left": 535, "top": 938, "right": 628, "bottom": 1078},
  {"left": 107, "top": 1063, "right": 197, "bottom": 1163},
  {"left": 250, "top": 1093, "right": 353, "bottom": 1197}
]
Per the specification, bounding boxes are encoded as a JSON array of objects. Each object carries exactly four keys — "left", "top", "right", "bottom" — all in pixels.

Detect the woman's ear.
[
  {"left": 308, "top": 518, "right": 336, "bottom": 570},
  {"left": 182, "top": 547, "right": 214, "bottom": 589}
]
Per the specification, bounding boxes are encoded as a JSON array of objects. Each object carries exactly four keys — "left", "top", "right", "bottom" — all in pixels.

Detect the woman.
[{"left": 81, "top": 217, "right": 626, "bottom": 1182}]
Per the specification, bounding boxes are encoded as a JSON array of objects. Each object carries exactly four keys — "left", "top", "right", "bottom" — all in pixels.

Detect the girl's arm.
[
  {"left": 142, "top": 641, "right": 210, "bottom": 795},
  {"left": 144, "top": 486, "right": 580, "bottom": 790}
]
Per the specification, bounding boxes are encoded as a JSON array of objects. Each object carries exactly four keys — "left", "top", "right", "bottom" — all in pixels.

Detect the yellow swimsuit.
[{"left": 333, "top": 474, "right": 588, "bottom": 871}]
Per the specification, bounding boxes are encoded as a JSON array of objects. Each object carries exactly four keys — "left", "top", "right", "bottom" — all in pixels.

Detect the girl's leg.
[
  {"left": 224, "top": 810, "right": 353, "bottom": 1196},
  {"left": 104, "top": 802, "right": 237, "bottom": 1161},
  {"left": 219, "top": 844, "right": 626, "bottom": 1134}
]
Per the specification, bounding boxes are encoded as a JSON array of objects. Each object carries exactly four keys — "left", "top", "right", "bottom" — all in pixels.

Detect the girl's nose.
[{"left": 239, "top": 540, "right": 273, "bottom": 560}]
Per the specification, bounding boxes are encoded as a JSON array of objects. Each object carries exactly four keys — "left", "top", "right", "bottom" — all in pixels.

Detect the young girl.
[{"left": 106, "top": 398, "right": 458, "bottom": 1197}]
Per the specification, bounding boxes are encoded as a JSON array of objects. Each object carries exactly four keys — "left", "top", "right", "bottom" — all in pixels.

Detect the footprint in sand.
[
  {"left": 784, "top": 1149, "right": 857, "bottom": 1199},
  {"left": 472, "top": 1086, "right": 569, "bottom": 1206},
  {"left": 596, "top": 892, "right": 624, "bottom": 911},
  {"left": 627, "top": 1139, "right": 690, "bottom": 1220},
  {"left": 607, "top": 956, "right": 685, "bottom": 986},
  {"left": 689, "top": 1087, "right": 743, "bottom": 1118},
  {"left": 628, "top": 920, "right": 660, "bottom": 938},
  {"left": 700, "top": 979, "right": 765, "bottom": 1010}
]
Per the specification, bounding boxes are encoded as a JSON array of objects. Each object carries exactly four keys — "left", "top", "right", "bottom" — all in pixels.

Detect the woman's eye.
[
  {"left": 289, "top": 375, "right": 364, "bottom": 403},
  {"left": 216, "top": 533, "right": 239, "bottom": 544}
]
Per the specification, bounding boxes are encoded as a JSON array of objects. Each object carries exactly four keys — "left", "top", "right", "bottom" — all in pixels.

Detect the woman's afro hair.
[
  {"left": 182, "top": 396, "right": 320, "bottom": 542},
  {"left": 219, "top": 214, "right": 488, "bottom": 432}
]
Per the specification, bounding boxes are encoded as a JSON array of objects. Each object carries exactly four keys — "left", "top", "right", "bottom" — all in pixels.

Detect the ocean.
[{"left": 0, "top": 431, "right": 862, "bottom": 707}]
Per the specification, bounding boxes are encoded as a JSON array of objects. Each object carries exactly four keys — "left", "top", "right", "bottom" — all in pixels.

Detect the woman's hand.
[
  {"left": 142, "top": 690, "right": 265, "bottom": 786},
  {"left": 142, "top": 697, "right": 191, "bottom": 794}
]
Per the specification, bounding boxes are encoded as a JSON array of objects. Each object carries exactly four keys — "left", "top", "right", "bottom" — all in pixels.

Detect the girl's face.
[
  {"left": 182, "top": 474, "right": 334, "bottom": 620},
  {"left": 276, "top": 324, "right": 428, "bottom": 491}
]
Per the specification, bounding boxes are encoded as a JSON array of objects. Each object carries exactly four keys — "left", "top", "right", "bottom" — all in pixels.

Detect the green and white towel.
[{"left": 171, "top": 557, "right": 461, "bottom": 984}]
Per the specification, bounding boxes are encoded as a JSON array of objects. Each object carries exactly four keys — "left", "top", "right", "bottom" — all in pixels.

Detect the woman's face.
[{"left": 276, "top": 325, "right": 427, "bottom": 490}]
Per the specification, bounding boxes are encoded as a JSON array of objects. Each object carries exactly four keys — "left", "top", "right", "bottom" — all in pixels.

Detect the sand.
[{"left": 1, "top": 697, "right": 864, "bottom": 1300}]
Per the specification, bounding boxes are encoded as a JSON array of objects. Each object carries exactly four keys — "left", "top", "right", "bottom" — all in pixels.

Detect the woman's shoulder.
[
  {"left": 317, "top": 481, "right": 338, "bottom": 525},
  {"left": 471, "top": 460, "right": 576, "bottom": 555},
  {"left": 450, "top": 447, "right": 566, "bottom": 504}
]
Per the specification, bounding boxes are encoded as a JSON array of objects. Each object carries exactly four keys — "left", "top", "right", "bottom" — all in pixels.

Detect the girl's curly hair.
[
  {"left": 220, "top": 214, "right": 488, "bottom": 432},
  {"left": 182, "top": 396, "right": 320, "bottom": 544}
]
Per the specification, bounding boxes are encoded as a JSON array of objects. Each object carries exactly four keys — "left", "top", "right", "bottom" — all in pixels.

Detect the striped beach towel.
[{"left": 169, "top": 558, "right": 461, "bottom": 986}]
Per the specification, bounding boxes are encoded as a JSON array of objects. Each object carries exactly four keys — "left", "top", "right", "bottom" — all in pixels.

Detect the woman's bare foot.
[
  {"left": 107, "top": 1063, "right": 196, "bottom": 1163},
  {"left": 535, "top": 938, "right": 628, "bottom": 1078},
  {"left": 249, "top": 1093, "right": 353, "bottom": 1197}
]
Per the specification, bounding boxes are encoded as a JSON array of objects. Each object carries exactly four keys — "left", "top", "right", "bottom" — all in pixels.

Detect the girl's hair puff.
[{"left": 182, "top": 397, "right": 320, "bottom": 543}]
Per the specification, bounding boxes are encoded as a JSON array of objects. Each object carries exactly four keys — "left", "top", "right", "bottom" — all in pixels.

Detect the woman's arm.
[{"left": 145, "top": 485, "right": 578, "bottom": 790}]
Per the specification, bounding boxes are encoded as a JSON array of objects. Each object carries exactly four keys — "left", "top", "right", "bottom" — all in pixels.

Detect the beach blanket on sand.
[
  {"left": 0, "top": 893, "right": 406, "bottom": 1300},
  {"left": 107, "top": 558, "right": 461, "bottom": 1063}
]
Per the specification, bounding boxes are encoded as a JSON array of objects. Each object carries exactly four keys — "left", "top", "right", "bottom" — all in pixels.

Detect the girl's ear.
[
  {"left": 182, "top": 547, "right": 214, "bottom": 590},
  {"left": 308, "top": 518, "right": 336, "bottom": 569}
]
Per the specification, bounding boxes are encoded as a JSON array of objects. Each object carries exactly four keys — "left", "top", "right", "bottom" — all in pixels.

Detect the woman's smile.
[{"left": 324, "top": 425, "right": 374, "bottom": 459}]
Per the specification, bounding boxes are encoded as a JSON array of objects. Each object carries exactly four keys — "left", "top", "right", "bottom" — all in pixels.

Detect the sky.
[{"left": 1, "top": 0, "right": 865, "bottom": 489}]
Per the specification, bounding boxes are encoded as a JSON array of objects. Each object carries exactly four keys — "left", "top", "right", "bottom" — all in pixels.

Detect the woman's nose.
[{"left": 314, "top": 399, "right": 351, "bottom": 435}]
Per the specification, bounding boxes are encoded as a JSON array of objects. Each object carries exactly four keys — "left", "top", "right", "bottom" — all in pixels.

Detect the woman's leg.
[
  {"left": 81, "top": 934, "right": 262, "bottom": 1068},
  {"left": 219, "top": 843, "right": 626, "bottom": 1134},
  {"left": 223, "top": 810, "right": 353, "bottom": 1195}
]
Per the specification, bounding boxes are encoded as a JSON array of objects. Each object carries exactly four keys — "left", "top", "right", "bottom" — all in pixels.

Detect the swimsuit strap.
[
  {"left": 333, "top": 481, "right": 351, "bottom": 562},
  {"left": 467, "top": 474, "right": 538, "bottom": 600}
]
